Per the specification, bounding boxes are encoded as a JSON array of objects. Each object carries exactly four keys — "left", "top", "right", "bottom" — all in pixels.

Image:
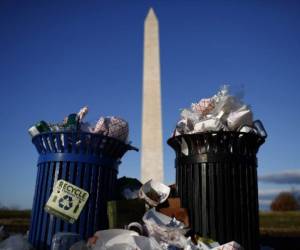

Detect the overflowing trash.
[
  {"left": 28, "top": 106, "right": 130, "bottom": 143},
  {"left": 66, "top": 206, "right": 244, "bottom": 250},
  {"left": 139, "top": 180, "right": 171, "bottom": 207},
  {"left": 172, "top": 85, "right": 267, "bottom": 138},
  {"left": 0, "top": 181, "right": 245, "bottom": 250},
  {"left": 103, "top": 178, "right": 244, "bottom": 250}
]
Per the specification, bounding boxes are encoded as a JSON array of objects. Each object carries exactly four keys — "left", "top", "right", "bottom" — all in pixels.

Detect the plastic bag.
[
  {"left": 51, "top": 232, "right": 81, "bottom": 250},
  {"left": 143, "top": 209, "right": 188, "bottom": 249},
  {"left": 105, "top": 235, "right": 161, "bottom": 250},
  {"left": 0, "top": 235, "right": 33, "bottom": 250},
  {"left": 180, "top": 109, "right": 200, "bottom": 126},
  {"left": 88, "top": 229, "right": 161, "bottom": 250},
  {"left": 70, "top": 241, "right": 89, "bottom": 250},
  {"left": 211, "top": 241, "right": 243, "bottom": 250}
]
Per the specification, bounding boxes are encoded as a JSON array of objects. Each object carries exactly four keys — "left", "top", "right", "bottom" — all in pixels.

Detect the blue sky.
[{"left": 0, "top": 0, "right": 299, "bottom": 209}]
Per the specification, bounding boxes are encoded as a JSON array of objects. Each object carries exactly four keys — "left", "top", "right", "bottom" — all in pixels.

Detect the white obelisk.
[{"left": 141, "top": 8, "right": 163, "bottom": 183}]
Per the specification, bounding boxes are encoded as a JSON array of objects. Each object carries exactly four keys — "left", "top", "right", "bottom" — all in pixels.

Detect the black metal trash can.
[
  {"left": 29, "top": 131, "right": 137, "bottom": 250},
  {"left": 168, "top": 132, "right": 265, "bottom": 250}
]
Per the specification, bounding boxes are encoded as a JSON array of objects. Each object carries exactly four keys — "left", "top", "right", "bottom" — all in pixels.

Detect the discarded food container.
[
  {"left": 168, "top": 132, "right": 265, "bottom": 250},
  {"left": 28, "top": 131, "right": 138, "bottom": 250},
  {"left": 138, "top": 180, "right": 171, "bottom": 207}
]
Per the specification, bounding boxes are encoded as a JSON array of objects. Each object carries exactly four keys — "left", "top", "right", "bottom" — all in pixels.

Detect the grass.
[
  {"left": 0, "top": 209, "right": 31, "bottom": 234},
  {"left": 259, "top": 211, "right": 300, "bottom": 236},
  {"left": 0, "top": 209, "right": 300, "bottom": 237},
  {"left": 0, "top": 209, "right": 31, "bottom": 219}
]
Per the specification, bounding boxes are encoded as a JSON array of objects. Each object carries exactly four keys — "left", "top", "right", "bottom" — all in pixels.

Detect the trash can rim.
[
  {"left": 32, "top": 131, "right": 139, "bottom": 151},
  {"left": 167, "top": 131, "right": 265, "bottom": 147}
]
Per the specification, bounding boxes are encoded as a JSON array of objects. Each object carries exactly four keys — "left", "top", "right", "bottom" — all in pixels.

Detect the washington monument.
[{"left": 141, "top": 8, "right": 163, "bottom": 183}]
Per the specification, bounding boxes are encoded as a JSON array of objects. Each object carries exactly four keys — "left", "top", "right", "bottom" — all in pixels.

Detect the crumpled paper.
[
  {"left": 94, "top": 116, "right": 129, "bottom": 142},
  {"left": 191, "top": 98, "right": 215, "bottom": 116}
]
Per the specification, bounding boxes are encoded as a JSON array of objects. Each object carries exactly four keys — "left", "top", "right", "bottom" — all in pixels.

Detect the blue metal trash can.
[{"left": 28, "top": 131, "right": 137, "bottom": 250}]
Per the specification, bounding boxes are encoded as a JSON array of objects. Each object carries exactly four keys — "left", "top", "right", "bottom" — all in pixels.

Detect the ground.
[
  {"left": 0, "top": 210, "right": 300, "bottom": 249},
  {"left": 260, "top": 211, "right": 300, "bottom": 237}
]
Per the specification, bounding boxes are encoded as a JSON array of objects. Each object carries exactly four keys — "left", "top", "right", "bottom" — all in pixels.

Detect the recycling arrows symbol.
[{"left": 58, "top": 195, "right": 73, "bottom": 210}]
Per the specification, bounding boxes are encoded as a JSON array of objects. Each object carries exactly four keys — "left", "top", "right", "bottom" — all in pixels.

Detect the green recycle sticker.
[{"left": 45, "top": 179, "right": 89, "bottom": 224}]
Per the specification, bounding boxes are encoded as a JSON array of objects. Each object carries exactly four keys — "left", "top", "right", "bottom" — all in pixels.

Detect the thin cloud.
[
  {"left": 259, "top": 170, "right": 300, "bottom": 184},
  {"left": 259, "top": 187, "right": 300, "bottom": 199}
]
